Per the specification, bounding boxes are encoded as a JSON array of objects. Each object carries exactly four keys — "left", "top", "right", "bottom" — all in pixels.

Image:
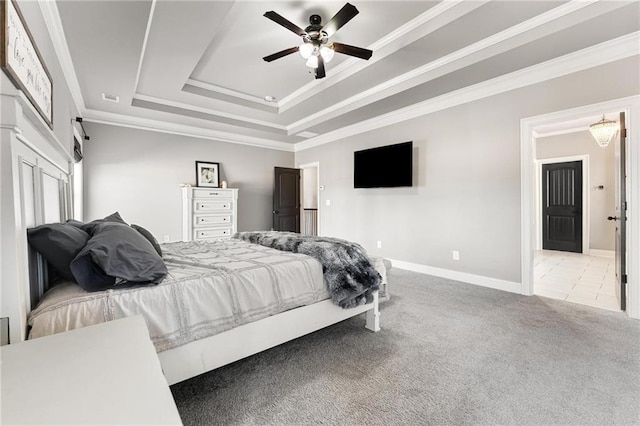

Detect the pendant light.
[{"left": 588, "top": 115, "right": 618, "bottom": 148}]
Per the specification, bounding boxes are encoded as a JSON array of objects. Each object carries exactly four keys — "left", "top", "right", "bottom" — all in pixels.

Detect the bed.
[{"left": 27, "top": 227, "right": 382, "bottom": 385}]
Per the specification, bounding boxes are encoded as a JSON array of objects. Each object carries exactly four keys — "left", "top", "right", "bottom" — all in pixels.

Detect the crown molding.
[
  {"left": 278, "top": 0, "right": 482, "bottom": 113},
  {"left": 184, "top": 79, "right": 279, "bottom": 110},
  {"left": 132, "top": 93, "right": 287, "bottom": 132},
  {"left": 82, "top": 109, "right": 295, "bottom": 152},
  {"left": 294, "top": 32, "right": 640, "bottom": 152},
  {"left": 287, "top": 0, "right": 604, "bottom": 135},
  {"left": 38, "top": 0, "right": 86, "bottom": 115}
]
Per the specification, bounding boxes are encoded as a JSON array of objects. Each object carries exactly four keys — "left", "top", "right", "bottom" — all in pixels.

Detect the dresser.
[{"left": 182, "top": 187, "right": 238, "bottom": 241}]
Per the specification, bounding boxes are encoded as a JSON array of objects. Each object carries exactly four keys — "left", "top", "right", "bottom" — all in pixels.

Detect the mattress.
[{"left": 28, "top": 239, "right": 329, "bottom": 352}]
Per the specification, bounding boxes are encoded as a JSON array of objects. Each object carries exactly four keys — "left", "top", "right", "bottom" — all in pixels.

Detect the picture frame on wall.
[
  {"left": 1, "top": 0, "right": 53, "bottom": 128},
  {"left": 196, "top": 161, "right": 220, "bottom": 188}
]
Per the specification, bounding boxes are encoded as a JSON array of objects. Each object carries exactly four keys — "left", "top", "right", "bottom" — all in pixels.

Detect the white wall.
[
  {"left": 294, "top": 56, "right": 640, "bottom": 284},
  {"left": 83, "top": 123, "right": 294, "bottom": 241},
  {"left": 536, "top": 131, "right": 615, "bottom": 251}
]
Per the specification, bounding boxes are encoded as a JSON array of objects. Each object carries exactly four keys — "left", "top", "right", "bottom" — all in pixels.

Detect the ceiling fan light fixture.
[
  {"left": 589, "top": 115, "right": 618, "bottom": 148},
  {"left": 305, "top": 55, "right": 318, "bottom": 68},
  {"left": 320, "top": 45, "right": 335, "bottom": 62},
  {"left": 299, "top": 43, "right": 313, "bottom": 59}
]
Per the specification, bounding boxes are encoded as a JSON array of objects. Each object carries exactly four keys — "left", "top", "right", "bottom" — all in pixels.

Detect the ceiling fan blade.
[
  {"left": 264, "top": 11, "right": 306, "bottom": 37},
  {"left": 332, "top": 42, "right": 372, "bottom": 60},
  {"left": 315, "top": 55, "right": 326, "bottom": 79},
  {"left": 263, "top": 46, "right": 300, "bottom": 62},
  {"left": 322, "top": 3, "right": 359, "bottom": 37}
]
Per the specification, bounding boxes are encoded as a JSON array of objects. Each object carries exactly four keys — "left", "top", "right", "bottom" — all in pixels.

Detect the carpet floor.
[{"left": 170, "top": 268, "right": 640, "bottom": 425}]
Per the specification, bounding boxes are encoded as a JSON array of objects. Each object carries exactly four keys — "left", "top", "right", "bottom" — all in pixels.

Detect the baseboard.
[
  {"left": 589, "top": 249, "right": 615, "bottom": 258},
  {"left": 387, "top": 259, "right": 522, "bottom": 294}
]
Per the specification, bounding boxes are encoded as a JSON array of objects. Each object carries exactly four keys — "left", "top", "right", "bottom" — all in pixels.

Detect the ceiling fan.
[{"left": 262, "top": 3, "right": 373, "bottom": 79}]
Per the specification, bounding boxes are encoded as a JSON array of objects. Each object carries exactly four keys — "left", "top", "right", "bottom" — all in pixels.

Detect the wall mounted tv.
[{"left": 354, "top": 141, "right": 413, "bottom": 188}]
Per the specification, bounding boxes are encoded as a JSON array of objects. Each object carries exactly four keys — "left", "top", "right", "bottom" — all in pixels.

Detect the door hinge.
[
  {"left": 625, "top": 201, "right": 628, "bottom": 211},
  {"left": 623, "top": 274, "right": 628, "bottom": 284},
  {"left": 621, "top": 128, "right": 627, "bottom": 138}
]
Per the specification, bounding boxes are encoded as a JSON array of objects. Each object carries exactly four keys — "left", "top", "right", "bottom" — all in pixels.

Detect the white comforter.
[{"left": 28, "top": 239, "right": 329, "bottom": 352}]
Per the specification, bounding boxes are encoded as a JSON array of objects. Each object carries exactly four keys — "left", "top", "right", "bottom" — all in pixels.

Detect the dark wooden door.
[
  {"left": 542, "top": 161, "right": 583, "bottom": 253},
  {"left": 611, "top": 112, "right": 627, "bottom": 311},
  {"left": 273, "top": 167, "right": 300, "bottom": 232}
]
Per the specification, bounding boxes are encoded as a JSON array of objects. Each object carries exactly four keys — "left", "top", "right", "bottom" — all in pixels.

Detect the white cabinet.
[{"left": 182, "top": 187, "right": 238, "bottom": 241}]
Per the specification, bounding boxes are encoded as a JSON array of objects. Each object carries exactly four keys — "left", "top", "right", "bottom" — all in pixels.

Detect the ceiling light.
[
  {"left": 589, "top": 115, "right": 618, "bottom": 148},
  {"left": 306, "top": 55, "right": 318, "bottom": 69},
  {"left": 299, "top": 43, "right": 313, "bottom": 59},
  {"left": 320, "top": 45, "right": 335, "bottom": 62}
]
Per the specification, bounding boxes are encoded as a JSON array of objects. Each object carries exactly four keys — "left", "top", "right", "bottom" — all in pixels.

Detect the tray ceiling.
[{"left": 54, "top": 0, "right": 640, "bottom": 148}]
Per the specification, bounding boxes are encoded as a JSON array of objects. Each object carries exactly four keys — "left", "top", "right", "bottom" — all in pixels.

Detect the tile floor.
[{"left": 534, "top": 250, "right": 620, "bottom": 311}]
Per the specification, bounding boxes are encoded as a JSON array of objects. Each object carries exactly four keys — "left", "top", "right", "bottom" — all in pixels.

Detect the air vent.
[{"left": 101, "top": 92, "right": 120, "bottom": 103}]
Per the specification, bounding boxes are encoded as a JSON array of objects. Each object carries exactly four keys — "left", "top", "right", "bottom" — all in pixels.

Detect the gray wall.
[
  {"left": 537, "top": 131, "right": 615, "bottom": 251},
  {"left": 83, "top": 123, "right": 294, "bottom": 241},
  {"left": 295, "top": 56, "right": 639, "bottom": 283},
  {"left": 0, "top": 1, "right": 79, "bottom": 152}
]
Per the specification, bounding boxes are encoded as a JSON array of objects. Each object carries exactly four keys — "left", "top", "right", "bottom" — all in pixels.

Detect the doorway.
[
  {"left": 299, "top": 162, "right": 320, "bottom": 236},
  {"left": 521, "top": 96, "right": 640, "bottom": 318}
]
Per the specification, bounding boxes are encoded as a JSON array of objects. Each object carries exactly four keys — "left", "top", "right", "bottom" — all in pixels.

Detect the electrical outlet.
[
  {"left": 377, "top": 240, "right": 382, "bottom": 249},
  {"left": 163, "top": 235, "right": 170, "bottom": 243},
  {"left": 452, "top": 250, "right": 460, "bottom": 261}
]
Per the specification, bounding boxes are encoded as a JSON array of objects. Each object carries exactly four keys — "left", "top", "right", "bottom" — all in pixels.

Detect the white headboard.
[{"left": 1, "top": 93, "right": 73, "bottom": 344}]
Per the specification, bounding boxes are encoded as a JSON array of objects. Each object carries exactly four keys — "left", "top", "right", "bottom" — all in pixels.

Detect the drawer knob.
[{"left": 209, "top": 192, "right": 218, "bottom": 196}]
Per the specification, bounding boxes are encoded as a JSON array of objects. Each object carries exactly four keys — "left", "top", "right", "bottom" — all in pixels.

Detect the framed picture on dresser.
[{"left": 196, "top": 161, "right": 219, "bottom": 188}]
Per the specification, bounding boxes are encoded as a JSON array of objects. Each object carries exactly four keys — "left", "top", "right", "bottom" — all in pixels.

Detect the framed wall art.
[
  {"left": 196, "top": 161, "right": 220, "bottom": 188},
  {"left": 1, "top": 0, "right": 53, "bottom": 128}
]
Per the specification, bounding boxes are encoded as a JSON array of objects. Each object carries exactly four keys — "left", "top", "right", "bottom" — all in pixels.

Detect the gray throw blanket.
[{"left": 234, "top": 231, "right": 380, "bottom": 309}]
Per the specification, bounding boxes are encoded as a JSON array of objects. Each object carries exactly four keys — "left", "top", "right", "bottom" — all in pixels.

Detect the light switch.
[{"left": 325, "top": 199, "right": 331, "bottom": 206}]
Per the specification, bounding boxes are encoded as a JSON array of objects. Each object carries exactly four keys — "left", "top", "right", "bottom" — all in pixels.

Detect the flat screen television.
[{"left": 354, "top": 141, "right": 413, "bottom": 188}]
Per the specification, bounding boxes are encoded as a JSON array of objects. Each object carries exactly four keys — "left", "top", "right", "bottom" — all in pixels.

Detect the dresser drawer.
[
  {"left": 194, "top": 228, "right": 232, "bottom": 240},
  {"left": 194, "top": 215, "right": 232, "bottom": 227},
  {"left": 194, "top": 200, "right": 232, "bottom": 212},
  {"left": 192, "top": 189, "right": 232, "bottom": 199}
]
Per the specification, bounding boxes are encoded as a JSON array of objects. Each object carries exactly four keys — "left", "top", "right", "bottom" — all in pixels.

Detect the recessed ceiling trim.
[
  {"left": 294, "top": 32, "right": 640, "bottom": 152},
  {"left": 38, "top": 1, "right": 86, "bottom": 114},
  {"left": 278, "top": 0, "right": 484, "bottom": 113},
  {"left": 286, "top": 0, "right": 608, "bottom": 135},
  {"left": 83, "top": 108, "right": 294, "bottom": 152},
  {"left": 132, "top": 0, "right": 157, "bottom": 95},
  {"left": 133, "top": 93, "right": 286, "bottom": 131},
  {"left": 184, "top": 78, "right": 279, "bottom": 109}
]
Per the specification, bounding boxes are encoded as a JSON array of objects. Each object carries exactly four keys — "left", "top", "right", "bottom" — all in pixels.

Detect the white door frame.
[
  {"left": 521, "top": 95, "right": 640, "bottom": 319},
  {"left": 535, "top": 155, "right": 590, "bottom": 254},
  {"left": 297, "top": 161, "right": 321, "bottom": 236}
]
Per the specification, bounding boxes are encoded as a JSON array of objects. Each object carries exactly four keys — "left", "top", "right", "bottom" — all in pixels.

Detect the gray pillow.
[
  {"left": 70, "top": 222, "right": 168, "bottom": 292},
  {"left": 80, "top": 212, "right": 127, "bottom": 235},
  {"left": 131, "top": 224, "right": 162, "bottom": 256},
  {"left": 27, "top": 223, "right": 90, "bottom": 281}
]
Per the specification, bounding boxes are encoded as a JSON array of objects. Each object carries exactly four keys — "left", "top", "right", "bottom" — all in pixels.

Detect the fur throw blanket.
[{"left": 234, "top": 231, "right": 380, "bottom": 309}]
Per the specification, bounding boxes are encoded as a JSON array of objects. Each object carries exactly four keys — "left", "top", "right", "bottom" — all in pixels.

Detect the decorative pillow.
[
  {"left": 70, "top": 222, "right": 168, "bottom": 292},
  {"left": 27, "top": 223, "right": 90, "bottom": 281},
  {"left": 80, "top": 212, "right": 127, "bottom": 235},
  {"left": 65, "top": 219, "right": 85, "bottom": 229},
  {"left": 131, "top": 224, "right": 162, "bottom": 256}
]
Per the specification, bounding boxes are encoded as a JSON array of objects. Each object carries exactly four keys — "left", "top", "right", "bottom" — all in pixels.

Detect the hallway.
[{"left": 534, "top": 250, "right": 619, "bottom": 311}]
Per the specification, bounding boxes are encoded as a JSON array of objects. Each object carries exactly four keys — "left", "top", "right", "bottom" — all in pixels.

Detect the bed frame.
[
  {"left": 160, "top": 293, "right": 379, "bottom": 385},
  {"left": 5, "top": 92, "right": 380, "bottom": 384}
]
